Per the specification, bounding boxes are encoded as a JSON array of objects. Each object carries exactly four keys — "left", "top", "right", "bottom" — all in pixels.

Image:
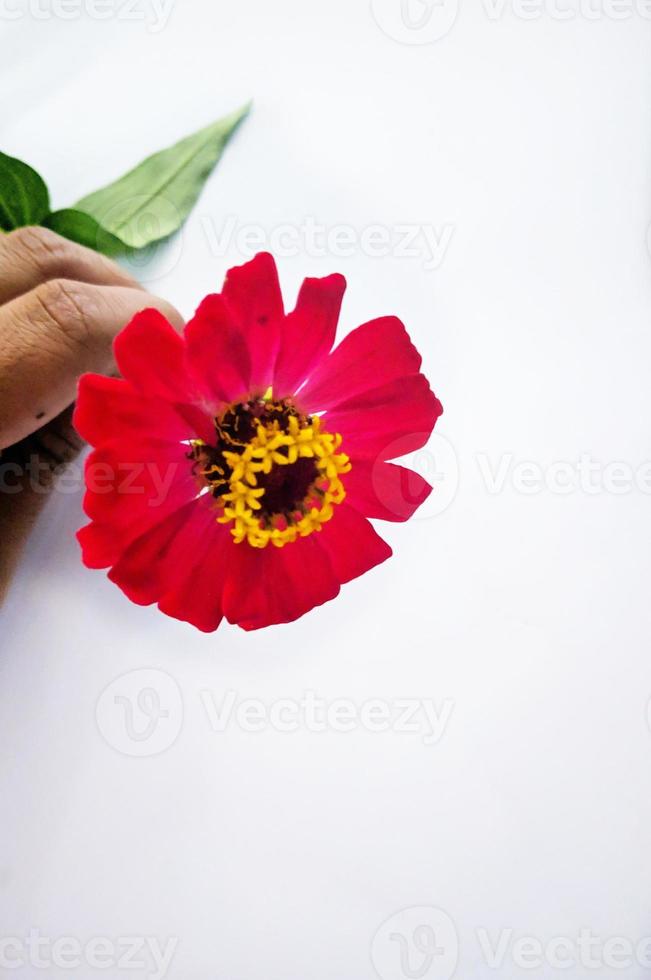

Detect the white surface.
[{"left": 2, "top": 2, "right": 651, "bottom": 978}]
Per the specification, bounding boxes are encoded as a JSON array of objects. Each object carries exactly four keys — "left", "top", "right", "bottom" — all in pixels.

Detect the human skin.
[{"left": 0, "top": 226, "right": 182, "bottom": 600}]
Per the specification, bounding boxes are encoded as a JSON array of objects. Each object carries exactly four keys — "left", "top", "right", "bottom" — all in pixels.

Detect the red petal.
[
  {"left": 74, "top": 374, "right": 212, "bottom": 447},
  {"left": 184, "top": 294, "right": 251, "bottom": 408},
  {"left": 326, "top": 375, "right": 443, "bottom": 460},
  {"left": 273, "top": 273, "right": 346, "bottom": 398},
  {"left": 113, "top": 309, "right": 192, "bottom": 403},
  {"left": 157, "top": 499, "right": 232, "bottom": 632},
  {"left": 297, "top": 316, "right": 422, "bottom": 412},
  {"left": 77, "top": 522, "right": 121, "bottom": 569},
  {"left": 108, "top": 497, "right": 205, "bottom": 607},
  {"left": 222, "top": 534, "right": 340, "bottom": 631},
  {"left": 221, "top": 253, "right": 284, "bottom": 392},
  {"left": 344, "top": 459, "right": 432, "bottom": 521},
  {"left": 317, "top": 503, "right": 392, "bottom": 584},
  {"left": 79, "top": 437, "right": 198, "bottom": 567}
]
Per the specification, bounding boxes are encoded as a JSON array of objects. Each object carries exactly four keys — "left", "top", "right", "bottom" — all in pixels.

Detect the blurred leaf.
[
  {"left": 0, "top": 151, "right": 50, "bottom": 230},
  {"left": 74, "top": 102, "right": 251, "bottom": 250},
  {"left": 44, "top": 209, "right": 125, "bottom": 256}
]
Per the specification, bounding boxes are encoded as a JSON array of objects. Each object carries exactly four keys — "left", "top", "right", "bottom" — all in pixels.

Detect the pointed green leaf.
[
  {"left": 44, "top": 209, "right": 125, "bottom": 257},
  {"left": 74, "top": 102, "right": 251, "bottom": 250},
  {"left": 0, "top": 151, "right": 50, "bottom": 231}
]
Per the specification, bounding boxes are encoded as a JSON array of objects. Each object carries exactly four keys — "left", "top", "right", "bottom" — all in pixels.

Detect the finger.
[
  {"left": 2, "top": 404, "right": 82, "bottom": 480},
  {"left": 0, "top": 279, "right": 184, "bottom": 450},
  {"left": 0, "top": 465, "right": 45, "bottom": 606},
  {"left": 0, "top": 405, "right": 80, "bottom": 598},
  {"left": 0, "top": 225, "right": 141, "bottom": 304},
  {"left": 0, "top": 408, "right": 85, "bottom": 606}
]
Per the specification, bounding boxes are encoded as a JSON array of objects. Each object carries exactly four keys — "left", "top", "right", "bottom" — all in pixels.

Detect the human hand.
[{"left": 0, "top": 226, "right": 182, "bottom": 599}]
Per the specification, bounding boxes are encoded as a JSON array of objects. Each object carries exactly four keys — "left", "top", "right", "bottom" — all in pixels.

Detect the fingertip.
[{"left": 153, "top": 298, "right": 185, "bottom": 332}]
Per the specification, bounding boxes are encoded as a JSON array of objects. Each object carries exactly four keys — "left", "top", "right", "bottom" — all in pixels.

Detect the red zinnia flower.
[{"left": 74, "top": 253, "right": 443, "bottom": 632}]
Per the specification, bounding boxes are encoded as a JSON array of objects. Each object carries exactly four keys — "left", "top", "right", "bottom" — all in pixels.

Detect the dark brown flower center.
[
  {"left": 255, "top": 456, "right": 319, "bottom": 518},
  {"left": 189, "top": 395, "right": 317, "bottom": 517}
]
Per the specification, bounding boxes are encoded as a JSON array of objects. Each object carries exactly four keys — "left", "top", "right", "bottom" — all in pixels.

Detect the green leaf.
[
  {"left": 0, "top": 151, "right": 50, "bottom": 231},
  {"left": 44, "top": 209, "right": 125, "bottom": 257},
  {"left": 74, "top": 102, "right": 251, "bottom": 250}
]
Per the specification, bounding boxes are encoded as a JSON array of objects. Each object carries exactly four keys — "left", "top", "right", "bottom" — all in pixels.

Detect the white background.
[{"left": 2, "top": 1, "right": 651, "bottom": 978}]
